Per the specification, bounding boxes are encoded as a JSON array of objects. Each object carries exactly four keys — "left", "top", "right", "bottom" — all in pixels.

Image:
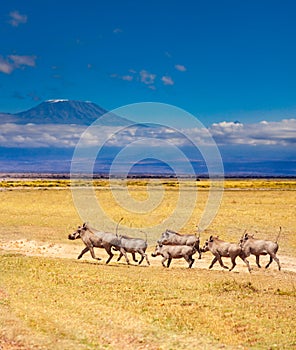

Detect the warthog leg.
[
  {"left": 144, "top": 252, "right": 150, "bottom": 266},
  {"left": 132, "top": 253, "right": 138, "bottom": 262},
  {"left": 138, "top": 249, "right": 150, "bottom": 265},
  {"left": 119, "top": 248, "right": 130, "bottom": 265},
  {"left": 229, "top": 257, "right": 237, "bottom": 271},
  {"left": 239, "top": 255, "right": 252, "bottom": 272},
  {"left": 161, "top": 256, "right": 168, "bottom": 267},
  {"left": 265, "top": 255, "right": 273, "bottom": 269},
  {"left": 209, "top": 256, "right": 218, "bottom": 269},
  {"left": 117, "top": 252, "right": 123, "bottom": 262},
  {"left": 183, "top": 255, "right": 194, "bottom": 268},
  {"left": 77, "top": 247, "right": 89, "bottom": 259},
  {"left": 77, "top": 246, "right": 101, "bottom": 261},
  {"left": 187, "top": 256, "right": 195, "bottom": 268},
  {"left": 105, "top": 246, "right": 114, "bottom": 264},
  {"left": 166, "top": 256, "right": 172, "bottom": 268},
  {"left": 117, "top": 252, "right": 138, "bottom": 263},
  {"left": 138, "top": 254, "right": 144, "bottom": 265},
  {"left": 209, "top": 256, "right": 229, "bottom": 270},
  {"left": 256, "top": 255, "right": 261, "bottom": 268},
  {"left": 265, "top": 254, "right": 281, "bottom": 270}
]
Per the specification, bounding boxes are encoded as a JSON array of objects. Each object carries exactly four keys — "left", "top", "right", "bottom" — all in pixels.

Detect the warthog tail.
[
  {"left": 116, "top": 217, "right": 124, "bottom": 237},
  {"left": 275, "top": 226, "right": 282, "bottom": 243}
]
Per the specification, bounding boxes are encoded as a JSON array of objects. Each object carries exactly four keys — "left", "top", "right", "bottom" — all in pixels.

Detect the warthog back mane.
[{"left": 166, "top": 229, "right": 182, "bottom": 236}]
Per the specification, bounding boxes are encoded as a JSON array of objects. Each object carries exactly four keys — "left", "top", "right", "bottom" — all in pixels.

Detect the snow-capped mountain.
[{"left": 1, "top": 100, "right": 131, "bottom": 126}]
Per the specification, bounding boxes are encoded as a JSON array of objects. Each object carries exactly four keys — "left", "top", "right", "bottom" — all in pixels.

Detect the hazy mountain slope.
[{"left": 10, "top": 100, "right": 131, "bottom": 125}]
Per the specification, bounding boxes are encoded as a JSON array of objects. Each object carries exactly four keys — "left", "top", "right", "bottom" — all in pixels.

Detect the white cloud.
[
  {"left": 0, "top": 56, "right": 14, "bottom": 74},
  {"left": 175, "top": 64, "right": 186, "bottom": 72},
  {"left": 111, "top": 69, "right": 176, "bottom": 88},
  {"left": 122, "top": 75, "right": 133, "bottom": 81},
  {"left": 139, "top": 70, "right": 156, "bottom": 85},
  {"left": 8, "top": 11, "right": 27, "bottom": 27},
  {"left": 209, "top": 119, "right": 296, "bottom": 146},
  {"left": 161, "top": 75, "right": 174, "bottom": 86},
  {"left": 9, "top": 55, "right": 36, "bottom": 67},
  {"left": 110, "top": 70, "right": 135, "bottom": 82},
  {"left": 0, "top": 55, "right": 36, "bottom": 74}
]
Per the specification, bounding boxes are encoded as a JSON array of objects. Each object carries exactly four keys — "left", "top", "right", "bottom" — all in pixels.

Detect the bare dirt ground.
[{"left": 1, "top": 238, "right": 296, "bottom": 274}]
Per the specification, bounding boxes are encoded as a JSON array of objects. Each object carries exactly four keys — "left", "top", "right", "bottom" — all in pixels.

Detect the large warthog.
[
  {"left": 201, "top": 235, "right": 251, "bottom": 272},
  {"left": 157, "top": 229, "right": 202, "bottom": 259},
  {"left": 68, "top": 223, "right": 118, "bottom": 264},
  {"left": 239, "top": 229, "right": 281, "bottom": 271},
  {"left": 151, "top": 244, "right": 196, "bottom": 268}
]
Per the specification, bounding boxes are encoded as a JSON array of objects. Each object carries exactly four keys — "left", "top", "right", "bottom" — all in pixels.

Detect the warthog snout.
[
  {"left": 201, "top": 241, "right": 209, "bottom": 253},
  {"left": 68, "top": 231, "right": 80, "bottom": 240},
  {"left": 151, "top": 245, "right": 161, "bottom": 257}
]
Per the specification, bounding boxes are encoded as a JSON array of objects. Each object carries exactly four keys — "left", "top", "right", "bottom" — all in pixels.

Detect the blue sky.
[
  {"left": 1, "top": 0, "right": 296, "bottom": 125},
  {"left": 0, "top": 0, "right": 296, "bottom": 175}
]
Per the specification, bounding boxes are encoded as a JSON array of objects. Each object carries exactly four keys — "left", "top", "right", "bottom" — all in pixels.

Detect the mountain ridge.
[{"left": 0, "top": 100, "right": 131, "bottom": 126}]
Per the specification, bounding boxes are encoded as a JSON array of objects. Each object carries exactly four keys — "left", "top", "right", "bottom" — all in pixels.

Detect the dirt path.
[{"left": 1, "top": 238, "right": 296, "bottom": 274}]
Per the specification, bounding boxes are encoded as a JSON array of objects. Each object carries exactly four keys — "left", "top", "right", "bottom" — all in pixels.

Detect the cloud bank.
[
  {"left": 0, "top": 119, "right": 295, "bottom": 149},
  {"left": 209, "top": 119, "right": 296, "bottom": 146}
]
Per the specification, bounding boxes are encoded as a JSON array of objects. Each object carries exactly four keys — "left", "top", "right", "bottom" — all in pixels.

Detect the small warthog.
[
  {"left": 114, "top": 234, "right": 150, "bottom": 265},
  {"left": 157, "top": 229, "right": 202, "bottom": 259},
  {"left": 68, "top": 223, "right": 118, "bottom": 263},
  {"left": 201, "top": 235, "right": 251, "bottom": 272},
  {"left": 151, "top": 244, "right": 196, "bottom": 268},
  {"left": 239, "top": 229, "right": 281, "bottom": 271}
]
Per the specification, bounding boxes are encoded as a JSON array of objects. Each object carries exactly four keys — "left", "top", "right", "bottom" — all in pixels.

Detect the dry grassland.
[{"left": 0, "top": 179, "right": 296, "bottom": 349}]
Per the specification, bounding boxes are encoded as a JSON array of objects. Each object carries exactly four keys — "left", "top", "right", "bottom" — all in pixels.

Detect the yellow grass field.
[{"left": 0, "top": 179, "right": 296, "bottom": 349}]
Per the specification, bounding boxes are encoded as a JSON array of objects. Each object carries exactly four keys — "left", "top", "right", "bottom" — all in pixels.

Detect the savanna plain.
[{"left": 0, "top": 179, "right": 296, "bottom": 350}]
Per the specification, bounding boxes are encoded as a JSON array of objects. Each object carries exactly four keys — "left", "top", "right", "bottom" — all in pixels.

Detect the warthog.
[
  {"left": 68, "top": 223, "right": 117, "bottom": 264},
  {"left": 157, "top": 229, "right": 202, "bottom": 259},
  {"left": 114, "top": 235, "right": 150, "bottom": 265},
  {"left": 201, "top": 235, "right": 251, "bottom": 271},
  {"left": 239, "top": 229, "right": 281, "bottom": 271},
  {"left": 151, "top": 244, "right": 196, "bottom": 268}
]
